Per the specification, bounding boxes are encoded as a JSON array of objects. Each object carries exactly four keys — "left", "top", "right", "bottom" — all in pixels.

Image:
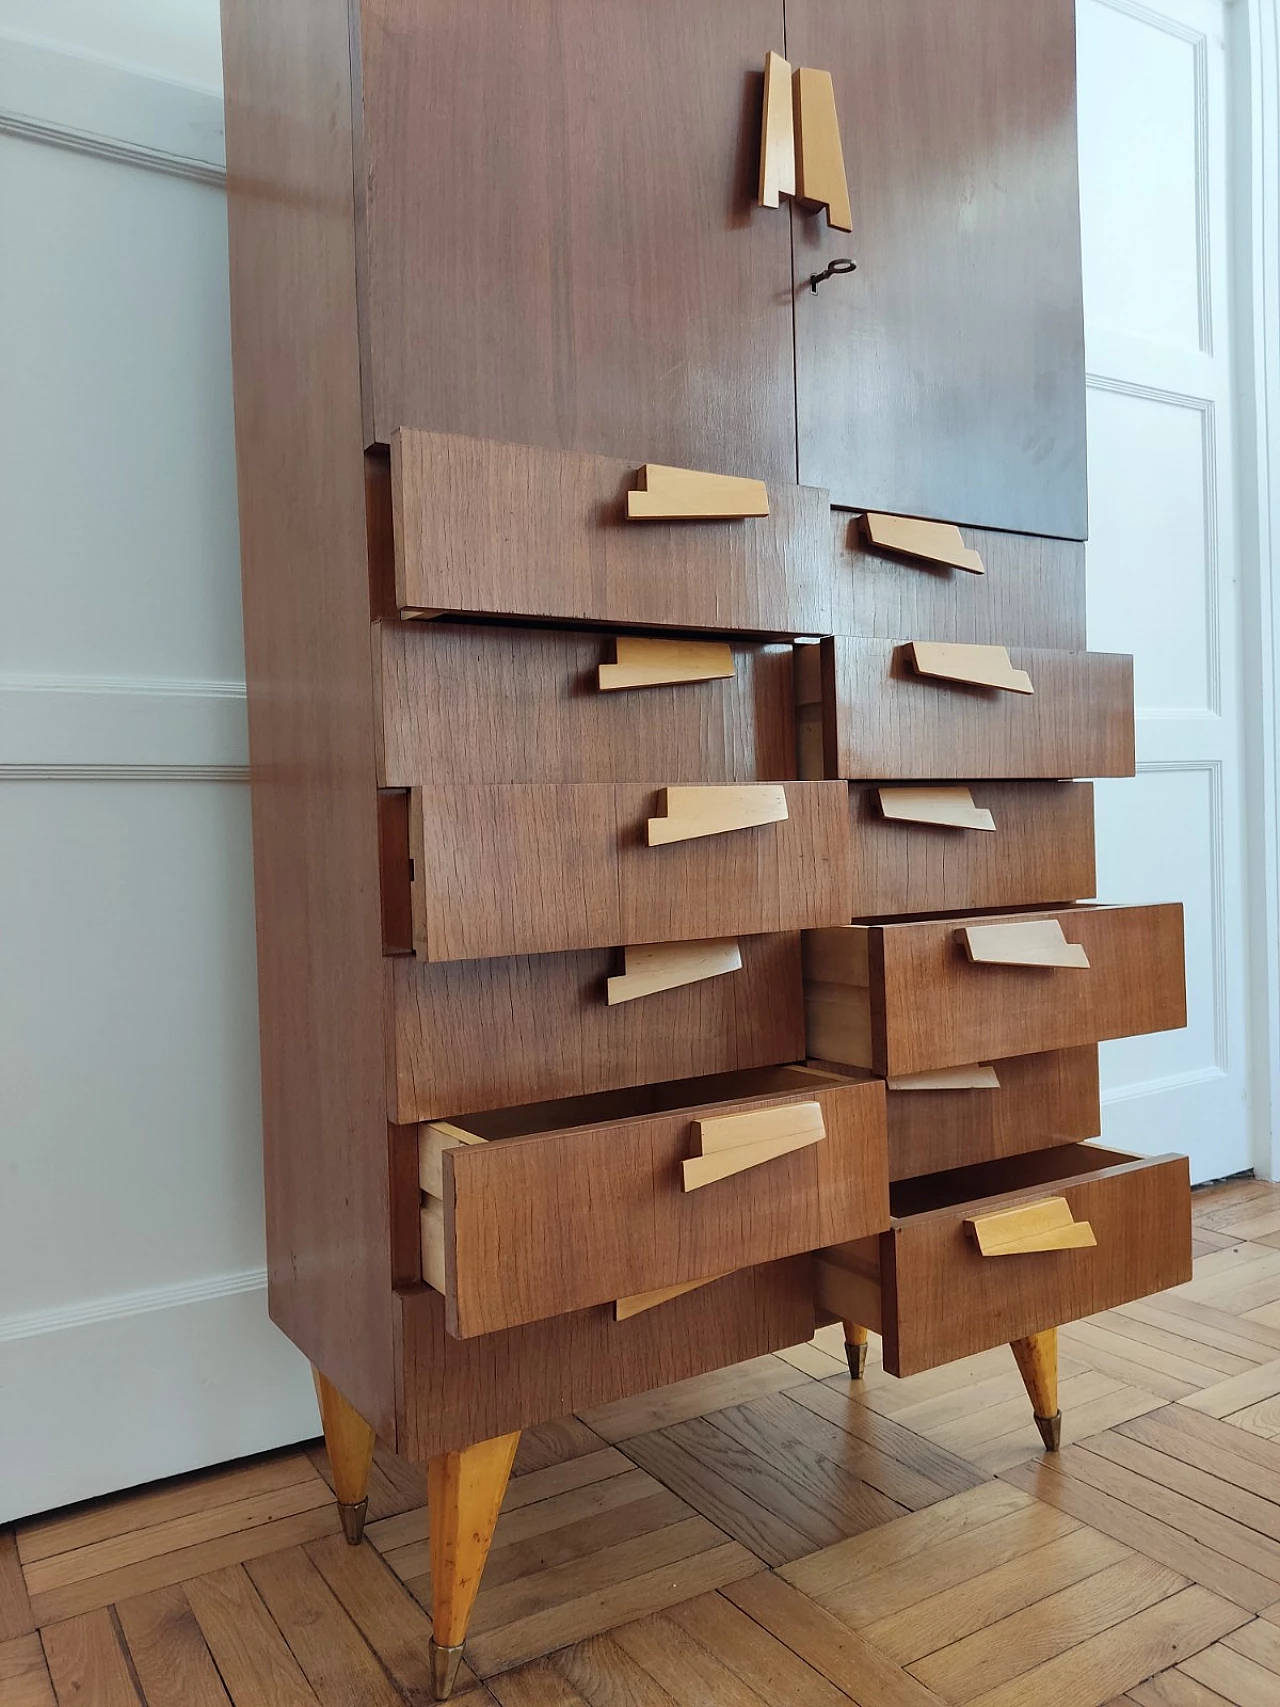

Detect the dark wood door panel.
[
  {"left": 355, "top": 0, "right": 796, "bottom": 478},
  {"left": 788, "top": 0, "right": 1087, "bottom": 538}
]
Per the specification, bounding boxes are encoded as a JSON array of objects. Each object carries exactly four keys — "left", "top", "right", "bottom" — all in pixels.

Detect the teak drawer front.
[
  {"left": 827, "top": 516, "right": 1086, "bottom": 652},
  {"left": 845, "top": 781, "right": 1097, "bottom": 916},
  {"left": 818, "top": 637, "right": 1135, "bottom": 780},
  {"left": 392, "top": 431, "right": 831, "bottom": 636},
  {"left": 822, "top": 1145, "right": 1192, "bottom": 1376},
  {"left": 390, "top": 934, "right": 804, "bottom": 1122},
  {"left": 883, "top": 1048, "right": 1101, "bottom": 1181},
  {"left": 430, "top": 1069, "right": 888, "bottom": 1338},
  {"left": 805, "top": 904, "right": 1186, "bottom": 1078},
  {"left": 409, "top": 781, "right": 853, "bottom": 962},
  {"left": 375, "top": 622, "right": 796, "bottom": 785}
]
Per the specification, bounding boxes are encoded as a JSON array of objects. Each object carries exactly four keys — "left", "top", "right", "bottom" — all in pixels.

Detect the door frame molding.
[{"left": 1231, "top": 0, "right": 1280, "bottom": 1179}]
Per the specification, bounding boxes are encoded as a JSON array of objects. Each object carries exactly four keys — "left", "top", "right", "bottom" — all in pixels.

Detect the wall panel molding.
[{"left": 0, "top": 672, "right": 248, "bottom": 775}]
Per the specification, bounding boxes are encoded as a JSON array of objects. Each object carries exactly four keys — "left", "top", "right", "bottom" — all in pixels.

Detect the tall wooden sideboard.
[{"left": 219, "top": 1, "right": 1192, "bottom": 1695}]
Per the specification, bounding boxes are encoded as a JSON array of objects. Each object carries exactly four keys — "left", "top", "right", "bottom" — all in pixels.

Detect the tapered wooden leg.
[
  {"left": 842, "top": 1320, "right": 870, "bottom": 1380},
  {"left": 312, "top": 1369, "right": 376, "bottom": 1544},
  {"left": 1010, "top": 1328, "right": 1061, "bottom": 1451},
  {"left": 427, "top": 1430, "right": 520, "bottom": 1699}
]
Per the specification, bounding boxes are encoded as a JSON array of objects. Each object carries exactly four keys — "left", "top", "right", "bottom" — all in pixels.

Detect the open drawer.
[
  {"left": 817, "top": 1143, "right": 1192, "bottom": 1376},
  {"left": 804, "top": 904, "right": 1186, "bottom": 1078},
  {"left": 418, "top": 1065, "right": 889, "bottom": 1339}
]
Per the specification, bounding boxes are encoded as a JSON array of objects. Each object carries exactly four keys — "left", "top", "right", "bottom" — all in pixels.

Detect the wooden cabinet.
[
  {"left": 786, "top": 0, "right": 1087, "bottom": 539},
  {"left": 819, "top": 1145, "right": 1192, "bottom": 1375},
  {"left": 417, "top": 1066, "right": 887, "bottom": 1337},
  {"left": 352, "top": 0, "right": 796, "bottom": 479}
]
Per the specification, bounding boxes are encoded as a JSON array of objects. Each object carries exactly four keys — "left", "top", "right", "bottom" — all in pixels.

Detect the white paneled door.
[{"left": 1078, "top": 0, "right": 1251, "bottom": 1180}]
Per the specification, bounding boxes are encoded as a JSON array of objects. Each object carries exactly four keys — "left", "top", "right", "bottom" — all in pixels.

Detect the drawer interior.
[
  {"left": 890, "top": 1143, "right": 1139, "bottom": 1219},
  {"left": 437, "top": 1063, "right": 853, "bottom": 1143}
]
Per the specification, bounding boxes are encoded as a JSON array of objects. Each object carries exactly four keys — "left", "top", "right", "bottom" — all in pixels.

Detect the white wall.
[
  {"left": 0, "top": 0, "right": 223, "bottom": 90},
  {"left": 0, "top": 23, "right": 316, "bottom": 1523}
]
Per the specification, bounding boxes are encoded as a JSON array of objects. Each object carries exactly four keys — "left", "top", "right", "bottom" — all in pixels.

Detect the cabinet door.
[
  {"left": 787, "top": 0, "right": 1087, "bottom": 538},
  {"left": 354, "top": 0, "right": 796, "bottom": 480}
]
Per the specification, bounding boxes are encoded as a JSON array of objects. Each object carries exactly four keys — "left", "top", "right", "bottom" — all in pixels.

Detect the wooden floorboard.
[{"left": 13, "top": 1179, "right": 1280, "bottom": 1704}]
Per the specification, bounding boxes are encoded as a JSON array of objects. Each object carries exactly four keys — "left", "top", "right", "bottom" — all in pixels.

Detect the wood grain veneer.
[
  {"left": 842, "top": 781, "right": 1097, "bottom": 917},
  {"left": 352, "top": 0, "right": 797, "bottom": 476},
  {"left": 395, "top": 1259, "right": 816, "bottom": 1461},
  {"left": 804, "top": 904, "right": 1186, "bottom": 1078},
  {"left": 787, "top": 0, "right": 1086, "bottom": 539},
  {"left": 433, "top": 1070, "right": 887, "bottom": 1338},
  {"left": 828, "top": 515, "right": 1087, "bottom": 650},
  {"left": 406, "top": 781, "right": 854, "bottom": 962},
  {"left": 390, "top": 933, "right": 806, "bottom": 1122},
  {"left": 818, "top": 637, "right": 1136, "bottom": 780},
  {"left": 220, "top": 0, "right": 394, "bottom": 1435},
  {"left": 824, "top": 1145, "right": 1192, "bottom": 1376},
  {"left": 391, "top": 432, "right": 831, "bottom": 635}
]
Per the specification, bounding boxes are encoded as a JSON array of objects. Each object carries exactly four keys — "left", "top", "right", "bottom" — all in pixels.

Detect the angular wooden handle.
[
  {"left": 908, "top": 641, "right": 1034, "bottom": 695},
  {"left": 794, "top": 67, "right": 852, "bottom": 232},
  {"left": 614, "top": 1275, "right": 725, "bottom": 1321},
  {"left": 607, "top": 937, "right": 742, "bottom": 1006},
  {"left": 888, "top": 1065, "right": 1001, "bottom": 1091},
  {"left": 682, "top": 1100, "right": 825, "bottom": 1191},
  {"left": 758, "top": 50, "right": 796, "bottom": 208},
  {"left": 647, "top": 784, "right": 788, "bottom": 846},
  {"left": 598, "top": 635, "right": 735, "bottom": 691},
  {"left": 864, "top": 513, "right": 985, "bottom": 574},
  {"left": 961, "top": 919, "right": 1090, "bottom": 969},
  {"left": 878, "top": 786, "right": 996, "bottom": 832},
  {"left": 965, "top": 1197, "right": 1097, "bottom": 1256},
  {"left": 626, "top": 463, "right": 769, "bottom": 520}
]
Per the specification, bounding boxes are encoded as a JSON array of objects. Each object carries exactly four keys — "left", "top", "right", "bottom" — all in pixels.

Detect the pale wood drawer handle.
[
  {"left": 909, "top": 641, "right": 1034, "bottom": 695},
  {"left": 598, "top": 636, "right": 735, "bottom": 691},
  {"left": 757, "top": 54, "right": 851, "bottom": 234},
  {"left": 614, "top": 1275, "right": 725, "bottom": 1321},
  {"left": 682, "top": 1100, "right": 825, "bottom": 1191},
  {"left": 647, "top": 784, "right": 788, "bottom": 847},
  {"left": 864, "top": 513, "right": 985, "bottom": 574},
  {"left": 607, "top": 938, "right": 742, "bottom": 1006},
  {"left": 961, "top": 919, "right": 1090, "bottom": 969},
  {"left": 878, "top": 786, "right": 996, "bottom": 832},
  {"left": 626, "top": 463, "right": 769, "bottom": 520},
  {"left": 965, "top": 1196, "right": 1098, "bottom": 1257},
  {"left": 888, "top": 1065, "right": 1000, "bottom": 1091},
  {"left": 758, "top": 50, "right": 796, "bottom": 208}
]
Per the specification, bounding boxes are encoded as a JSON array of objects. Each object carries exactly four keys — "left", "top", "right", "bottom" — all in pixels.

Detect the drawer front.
[
  {"left": 879, "top": 1147, "right": 1192, "bottom": 1375},
  {"left": 409, "top": 781, "right": 854, "bottom": 962},
  {"left": 805, "top": 905, "right": 1186, "bottom": 1078},
  {"left": 433, "top": 1077, "right": 888, "bottom": 1337},
  {"left": 820, "top": 637, "right": 1134, "bottom": 780},
  {"left": 827, "top": 515, "right": 1085, "bottom": 651},
  {"left": 884, "top": 1048, "right": 1101, "bottom": 1181},
  {"left": 393, "top": 431, "right": 831, "bottom": 635},
  {"left": 847, "top": 781, "right": 1096, "bottom": 917},
  {"left": 374, "top": 621, "right": 796, "bottom": 786},
  {"left": 390, "top": 933, "right": 805, "bottom": 1122}
]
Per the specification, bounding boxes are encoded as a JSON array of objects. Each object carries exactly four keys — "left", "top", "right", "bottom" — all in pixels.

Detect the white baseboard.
[{"left": 0, "top": 1278, "right": 319, "bottom": 1524}]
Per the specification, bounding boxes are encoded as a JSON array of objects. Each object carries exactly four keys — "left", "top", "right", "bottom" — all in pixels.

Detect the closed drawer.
[
  {"left": 391, "top": 431, "right": 831, "bottom": 636},
  {"left": 839, "top": 781, "right": 1097, "bottom": 916},
  {"left": 818, "top": 1144, "right": 1192, "bottom": 1376},
  {"left": 814, "top": 636, "right": 1134, "bottom": 779},
  {"left": 804, "top": 904, "right": 1186, "bottom": 1078},
  {"left": 389, "top": 934, "right": 805, "bottom": 1123},
  {"left": 418, "top": 1066, "right": 889, "bottom": 1338},
  {"left": 374, "top": 621, "right": 796, "bottom": 785},
  {"left": 827, "top": 514, "right": 1085, "bottom": 651},
  {"left": 407, "top": 780, "right": 853, "bottom": 962}
]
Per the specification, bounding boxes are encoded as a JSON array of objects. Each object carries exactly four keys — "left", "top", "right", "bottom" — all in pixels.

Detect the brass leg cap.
[
  {"left": 429, "top": 1639, "right": 465, "bottom": 1701},
  {"left": 337, "top": 1498, "right": 368, "bottom": 1546},
  {"left": 845, "top": 1338, "right": 869, "bottom": 1380},
  {"left": 1035, "top": 1411, "right": 1063, "bottom": 1453}
]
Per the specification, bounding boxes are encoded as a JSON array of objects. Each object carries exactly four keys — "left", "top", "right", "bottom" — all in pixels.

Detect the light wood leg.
[
  {"left": 842, "top": 1320, "right": 870, "bottom": 1380},
  {"left": 427, "top": 1430, "right": 520, "bottom": 1699},
  {"left": 312, "top": 1369, "right": 376, "bottom": 1545},
  {"left": 1010, "top": 1328, "right": 1061, "bottom": 1451}
]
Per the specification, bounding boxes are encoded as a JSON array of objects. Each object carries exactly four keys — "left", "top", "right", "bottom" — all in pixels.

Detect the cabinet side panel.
[{"left": 221, "top": 0, "right": 395, "bottom": 1433}]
